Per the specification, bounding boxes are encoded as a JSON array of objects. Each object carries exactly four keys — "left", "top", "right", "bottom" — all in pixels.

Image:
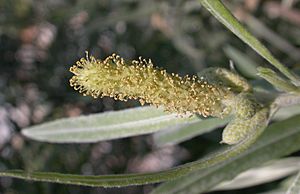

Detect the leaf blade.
[
  {"left": 22, "top": 106, "right": 198, "bottom": 143},
  {"left": 257, "top": 67, "right": 300, "bottom": 93},
  {"left": 214, "top": 157, "right": 300, "bottom": 191}
]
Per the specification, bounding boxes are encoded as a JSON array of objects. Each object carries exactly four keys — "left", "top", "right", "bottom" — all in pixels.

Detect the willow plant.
[
  {"left": 2, "top": 1, "right": 300, "bottom": 193},
  {"left": 69, "top": 52, "right": 267, "bottom": 145}
]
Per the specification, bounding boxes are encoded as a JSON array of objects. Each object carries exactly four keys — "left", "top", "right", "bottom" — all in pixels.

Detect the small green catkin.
[
  {"left": 69, "top": 53, "right": 232, "bottom": 117},
  {"left": 221, "top": 107, "right": 270, "bottom": 145}
]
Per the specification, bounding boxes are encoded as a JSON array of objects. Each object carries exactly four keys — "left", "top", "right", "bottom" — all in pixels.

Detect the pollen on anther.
[{"left": 69, "top": 53, "right": 229, "bottom": 117}]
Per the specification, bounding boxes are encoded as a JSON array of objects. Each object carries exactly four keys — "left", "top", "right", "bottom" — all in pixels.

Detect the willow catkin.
[
  {"left": 69, "top": 53, "right": 269, "bottom": 145},
  {"left": 69, "top": 53, "right": 232, "bottom": 117}
]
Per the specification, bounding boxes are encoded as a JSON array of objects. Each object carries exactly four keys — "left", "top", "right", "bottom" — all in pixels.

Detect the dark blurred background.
[{"left": 1, "top": 0, "right": 300, "bottom": 193}]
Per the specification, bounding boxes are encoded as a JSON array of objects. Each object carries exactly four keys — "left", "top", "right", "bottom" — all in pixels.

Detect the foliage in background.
[{"left": 1, "top": 0, "right": 300, "bottom": 194}]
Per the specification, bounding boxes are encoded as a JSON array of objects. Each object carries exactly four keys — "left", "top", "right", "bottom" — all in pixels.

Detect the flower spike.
[{"left": 69, "top": 53, "right": 232, "bottom": 117}]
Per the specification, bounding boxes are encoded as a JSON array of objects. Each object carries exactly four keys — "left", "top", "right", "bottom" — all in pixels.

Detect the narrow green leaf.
[
  {"left": 153, "top": 117, "right": 230, "bottom": 147},
  {"left": 273, "top": 104, "right": 300, "bottom": 121},
  {"left": 1, "top": 109, "right": 270, "bottom": 187},
  {"left": 151, "top": 114, "right": 300, "bottom": 194},
  {"left": 257, "top": 67, "right": 300, "bottom": 93},
  {"left": 214, "top": 157, "right": 300, "bottom": 191},
  {"left": 286, "top": 171, "right": 300, "bottom": 194},
  {"left": 22, "top": 106, "right": 198, "bottom": 143},
  {"left": 198, "top": 0, "right": 300, "bottom": 85},
  {"left": 223, "top": 45, "right": 258, "bottom": 79}
]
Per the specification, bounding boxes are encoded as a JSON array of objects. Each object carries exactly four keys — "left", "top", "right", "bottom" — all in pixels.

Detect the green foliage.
[{"left": 2, "top": 113, "right": 300, "bottom": 190}]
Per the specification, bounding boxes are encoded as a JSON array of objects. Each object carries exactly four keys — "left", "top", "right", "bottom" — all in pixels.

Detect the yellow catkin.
[{"left": 69, "top": 53, "right": 232, "bottom": 117}]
